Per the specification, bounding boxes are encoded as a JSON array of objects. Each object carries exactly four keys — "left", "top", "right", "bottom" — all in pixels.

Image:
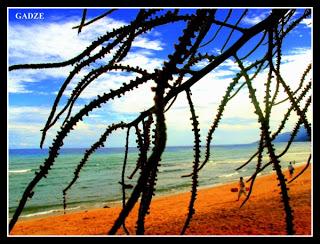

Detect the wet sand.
[{"left": 10, "top": 164, "right": 311, "bottom": 236}]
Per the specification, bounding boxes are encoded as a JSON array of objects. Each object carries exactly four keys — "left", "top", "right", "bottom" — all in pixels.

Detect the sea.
[{"left": 8, "top": 141, "right": 311, "bottom": 220}]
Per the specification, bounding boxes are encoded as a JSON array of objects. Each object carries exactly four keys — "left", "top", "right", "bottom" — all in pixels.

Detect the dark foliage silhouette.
[{"left": 9, "top": 8, "right": 311, "bottom": 235}]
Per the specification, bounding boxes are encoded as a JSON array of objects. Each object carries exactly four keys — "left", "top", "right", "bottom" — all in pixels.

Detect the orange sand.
[{"left": 10, "top": 164, "right": 311, "bottom": 236}]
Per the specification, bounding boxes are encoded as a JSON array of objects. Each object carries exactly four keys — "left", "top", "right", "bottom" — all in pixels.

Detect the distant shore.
[{"left": 10, "top": 164, "right": 311, "bottom": 236}]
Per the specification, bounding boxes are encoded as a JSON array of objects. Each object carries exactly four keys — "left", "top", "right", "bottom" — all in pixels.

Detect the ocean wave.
[
  {"left": 285, "top": 152, "right": 310, "bottom": 155},
  {"left": 214, "top": 159, "right": 249, "bottom": 165},
  {"left": 219, "top": 172, "right": 239, "bottom": 178},
  {"left": 159, "top": 168, "right": 183, "bottom": 173},
  {"left": 295, "top": 161, "right": 309, "bottom": 166},
  {"left": 9, "top": 169, "right": 32, "bottom": 174},
  {"left": 21, "top": 206, "right": 80, "bottom": 218}
]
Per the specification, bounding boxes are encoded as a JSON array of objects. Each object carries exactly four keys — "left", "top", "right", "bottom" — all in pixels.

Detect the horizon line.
[{"left": 14, "top": 141, "right": 308, "bottom": 150}]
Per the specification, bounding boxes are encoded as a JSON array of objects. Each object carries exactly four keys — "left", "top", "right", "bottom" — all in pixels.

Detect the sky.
[{"left": 8, "top": 8, "right": 312, "bottom": 149}]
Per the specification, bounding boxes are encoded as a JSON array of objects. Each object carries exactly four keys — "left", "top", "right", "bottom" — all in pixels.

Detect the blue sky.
[{"left": 8, "top": 8, "right": 312, "bottom": 149}]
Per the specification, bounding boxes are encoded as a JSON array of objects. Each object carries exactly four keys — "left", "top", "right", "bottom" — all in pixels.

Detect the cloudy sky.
[{"left": 8, "top": 8, "right": 312, "bottom": 149}]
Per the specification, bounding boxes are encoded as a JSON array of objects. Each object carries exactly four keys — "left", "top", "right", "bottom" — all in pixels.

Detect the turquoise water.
[{"left": 8, "top": 142, "right": 311, "bottom": 219}]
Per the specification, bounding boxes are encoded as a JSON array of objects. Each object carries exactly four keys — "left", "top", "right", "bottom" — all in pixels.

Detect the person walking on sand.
[
  {"left": 288, "top": 161, "right": 295, "bottom": 178},
  {"left": 237, "top": 177, "right": 247, "bottom": 201}
]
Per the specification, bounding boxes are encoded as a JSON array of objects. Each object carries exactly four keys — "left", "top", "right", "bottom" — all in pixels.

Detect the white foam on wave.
[
  {"left": 21, "top": 206, "right": 81, "bottom": 218},
  {"left": 286, "top": 152, "right": 310, "bottom": 156},
  {"left": 9, "top": 169, "right": 32, "bottom": 174},
  {"left": 219, "top": 172, "right": 239, "bottom": 178}
]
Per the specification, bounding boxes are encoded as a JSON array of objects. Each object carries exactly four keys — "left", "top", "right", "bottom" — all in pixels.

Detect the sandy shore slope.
[{"left": 10, "top": 164, "right": 311, "bottom": 236}]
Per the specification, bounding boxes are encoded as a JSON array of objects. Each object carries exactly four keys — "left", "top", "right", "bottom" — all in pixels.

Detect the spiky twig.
[
  {"left": 235, "top": 54, "right": 295, "bottom": 235},
  {"left": 181, "top": 89, "right": 201, "bottom": 234},
  {"left": 62, "top": 122, "right": 126, "bottom": 212},
  {"left": 72, "top": 9, "right": 117, "bottom": 30},
  {"left": 9, "top": 10, "right": 299, "bottom": 235},
  {"left": 121, "top": 128, "right": 131, "bottom": 235}
]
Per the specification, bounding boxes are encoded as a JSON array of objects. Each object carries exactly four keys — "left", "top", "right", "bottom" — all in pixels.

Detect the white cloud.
[
  {"left": 132, "top": 36, "right": 163, "bottom": 51},
  {"left": 8, "top": 10, "right": 312, "bottom": 147},
  {"left": 9, "top": 106, "right": 53, "bottom": 148},
  {"left": 9, "top": 43, "right": 312, "bottom": 147},
  {"left": 110, "top": 82, "right": 155, "bottom": 114},
  {"left": 10, "top": 23, "right": 90, "bottom": 63},
  {"left": 164, "top": 46, "right": 311, "bottom": 142},
  {"left": 242, "top": 11, "right": 270, "bottom": 25},
  {"left": 8, "top": 79, "right": 32, "bottom": 93},
  {"left": 300, "top": 18, "right": 312, "bottom": 28},
  {"left": 9, "top": 45, "right": 312, "bottom": 146},
  {"left": 58, "top": 50, "right": 164, "bottom": 103},
  {"left": 121, "top": 50, "right": 164, "bottom": 72},
  {"left": 9, "top": 106, "right": 52, "bottom": 124},
  {"left": 218, "top": 58, "right": 241, "bottom": 71},
  {"left": 9, "top": 14, "right": 163, "bottom": 94},
  {"left": 64, "top": 72, "right": 135, "bottom": 99},
  {"left": 9, "top": 123, "right": 44, "bottom": 134},
  {"left": 9, "top": 16, "right": 127, "bottom": 64},
  {"left": 8, "top": 104, "right": 128, "bottom": 148},
  {"left": 219, "top": 123, "right": 258, "bottom": 131},
  {"left": 100, "top": 46, "right": 311, "bottom": 143},
  {"left": 8, "top": 67, "right": 72, "bottom": 93},
  {"left": 281, "top": 47, "right": 311, "bottom": 63}
]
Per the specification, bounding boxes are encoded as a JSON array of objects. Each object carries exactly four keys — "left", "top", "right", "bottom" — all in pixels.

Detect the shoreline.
[
  {"left": 12, "top": 167, "right": 274, "bottom": 221},
  {"left": 10, "top": 164, "right": 311, "bottom": 235},
  {"left": 13, "top": 161, "right": 306, "bottom": 221}
]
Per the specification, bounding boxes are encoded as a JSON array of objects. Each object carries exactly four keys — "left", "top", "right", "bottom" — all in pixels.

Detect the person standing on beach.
[
  {"left": 237, "top": 177, "right": 247, "bottom": 201},
  {"left": 288, "top": 162, "right": 295, "bottom": 178}
]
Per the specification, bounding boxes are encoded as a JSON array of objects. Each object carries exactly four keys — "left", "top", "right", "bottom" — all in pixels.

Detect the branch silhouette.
[{"left": 9, "top": 9, "right": 311, "bottom": 236}]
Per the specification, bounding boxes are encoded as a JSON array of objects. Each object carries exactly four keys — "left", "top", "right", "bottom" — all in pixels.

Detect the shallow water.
[{"left": 8, "top": 141, "right": 311, "bottom": 219}]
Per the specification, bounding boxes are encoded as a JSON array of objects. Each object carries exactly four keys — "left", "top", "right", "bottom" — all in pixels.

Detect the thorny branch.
[{"left": 9, "top": 9, "right": 311, "bottom": 235}]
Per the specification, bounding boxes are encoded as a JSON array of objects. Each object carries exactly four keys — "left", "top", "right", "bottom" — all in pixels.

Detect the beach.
[{"left": 9, "top": 164, "right": 311, "bottom": 236}]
